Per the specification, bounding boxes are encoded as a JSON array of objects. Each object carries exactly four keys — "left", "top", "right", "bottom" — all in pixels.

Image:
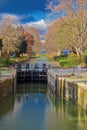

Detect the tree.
[
  {"left": 0, "top": 39, "right": 3, "bottom": 57},
  {"left": 24, "top": 32, "right": 34, "bottom": 56},
  {"left": 16, "top": 35, "right": 27, "bottom": 56},
  {"left": 46, "top": 0, "right": 87, "bottom": 56},
  {"left": 45, "top": 20, "right": 60, "bottom": 56},
  {"left": 24, "top": 25, "right": 41, "bottom": 54},
  {"left": 0, "top": 16, "right": 24, "bottom": 57},
  {"left": 67, "top": 53, "right": 80, "bottom": 74}
]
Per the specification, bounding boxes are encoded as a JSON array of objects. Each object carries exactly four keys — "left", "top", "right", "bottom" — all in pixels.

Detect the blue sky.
[
  {"left": 0, "top": 0, "right": 47, "bottom": 22},
  {"left": 0, "top": 0, "right": 48, "bottom": 42}
]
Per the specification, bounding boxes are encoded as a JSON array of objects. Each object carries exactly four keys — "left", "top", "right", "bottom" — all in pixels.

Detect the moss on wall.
[
  {"left": 0, "top": 69, "right": 16, "bottom": 99},
  {"left": 0, "top": 77, "right": 12, "bottom": 99},
  {"left": 48, "top": 71, "right": 87, "bottom": 110},
  {"left": 77, "top": 83, "right": 87, "bottom": 110}
]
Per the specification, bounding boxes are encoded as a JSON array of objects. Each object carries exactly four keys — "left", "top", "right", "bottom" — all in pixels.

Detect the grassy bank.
[
  {"left": 0, "top": 56, "right": 29, "bottom": 68},
  {"left": 54, "top": 54, "right": 85, "bottom": 68}
]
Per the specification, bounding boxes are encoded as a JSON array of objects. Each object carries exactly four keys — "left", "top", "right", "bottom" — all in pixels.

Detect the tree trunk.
[
  {"left": 0, "top": 50, "right": 1, "bottom": 57},
  {"left": 7, "top": 49, "right": 10, "bottom": 58},
  {"left": 75, "top": 47, "right": 80, "bottom": 56}
]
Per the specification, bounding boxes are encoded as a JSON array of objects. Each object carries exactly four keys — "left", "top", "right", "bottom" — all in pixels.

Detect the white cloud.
[
  {"left": 23, "top": 19, "right": 48, "bottom": 42},
  {"left": 0, "top": 14, "right": 48, "bottom": 31},
  {"left": 0, "top": 13, "right": 32, "bottom": 22},
  {"left": 0, "top": 13, "right": 21, "bottom": 23},
  {"left": 0, "top": 13, "right": 48, "bottom": 42},
  {"left": 41, "top": 39, "right": 45, "bottom": 43},
  {"left": 26, "top": 19, "right": 48, "bottom": 31}
]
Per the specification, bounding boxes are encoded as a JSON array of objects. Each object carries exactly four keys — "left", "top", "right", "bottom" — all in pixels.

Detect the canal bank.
[
  {"left": 0, "top": 56, "right": 87, "bottom": 112},
  {"left": 48, "top": 68, "right": 87, "bottom": 110},
  {"left": 0, "top": 68, "right": 16, "bottom": 99}
]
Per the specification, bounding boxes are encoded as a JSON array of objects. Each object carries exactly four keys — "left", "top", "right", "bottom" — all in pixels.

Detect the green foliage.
[
  {"left": 59, "top": 61, "right": 67, "bottom": 66},
  {"left": 55, "top": 54, "right": 81, "bottom": 67},
  {"left": 54, "top": 55, "right": 68, "bottom": 61},
  {"left": 4, "top": 58, "right": 12, "bottom": 66},
  {"left": 83, "top": 49, "right": 87, "bottom": 55},
  {"left": 67, "top": 53, "right": 80, "bottom": 67},
  {"left": 0, "top": 55, "right": 29, "bottom": 67},
  {"left": 83, "top": 50, "right": 87, "bottom": 66},
  {"left": 0, "top": 69, "right": 13, "bottom": 74},
  {"left": 58, "top": 57, "right": 67, "bottom": 62},
  {"left": 54, "top": 55, "right": 72, "bottom": 67},
  {"left": 0, "top": 58, "right": 14, "bottom": 67},
  {"left": 57, "top": 23, "right": 72, "bottom": 50},
  {"left": 59, "top": 59, "right": 73, "bottom": 67},
  {"left": 15, "top": 36, "right": 27, "bottom": 56},
  {"left": 0, "top": 39, "right": 3, "bottom": 50},
  {"left": 84, "top": 55, "right": 87, "bottom": 66},
  {"left": 19, "top": 36, "right": 27, "bottom": 55},
  {"left": 79, "top": 55, "right": 85, "bottom": 64}
]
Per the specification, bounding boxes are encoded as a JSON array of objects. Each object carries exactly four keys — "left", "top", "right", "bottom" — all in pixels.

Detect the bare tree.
[
  {"left": 24, "top": 31, "right": 34, "bottom": 56},
  {"left": 46, "top": 0, "right": 87, "bottom": 56},
  {"left": 24, "top": 25, "right": 42, "bottom": 54},
  {"left": 0, "top": 16, "right": 24, "bottom": 57},
  {"left": 45, "top": 21, "right": 60, "bottom": 56}
]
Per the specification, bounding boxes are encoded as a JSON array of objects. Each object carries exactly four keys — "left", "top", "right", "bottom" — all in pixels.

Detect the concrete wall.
[
  {"left": 77, "top": 83, "right": 87, "bottom": 109},
  {"left": 47, "top": 71, "right": 87, "bottom": 110},
  {"left": 0, "top": 69, "right": 16, "bottom": 99}
]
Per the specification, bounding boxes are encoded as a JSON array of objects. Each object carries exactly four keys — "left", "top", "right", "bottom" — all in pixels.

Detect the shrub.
[
  {"left": 67, "top": 53, "right": 80, "bottom": 67},
  {"left": 4, "top": 58, "right": 12, "bottom": 66},
  {"left": 84, "top": 55, "right": 87, "bottom": 66},
  {"left": 60, "top": 61, "right": 67, "bottom": 66}
]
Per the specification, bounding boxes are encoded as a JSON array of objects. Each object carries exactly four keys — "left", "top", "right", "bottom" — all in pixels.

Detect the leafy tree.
[
  {"left": 0, "top": 39, "right": 3, "bottom": 50},
  {"left": 0, "top": 39, "right": 3, "bottom": 57},
  {"left": 24, "top": 26, "right": 41, "bottom": 54},
  {"left": 16, "top": 36, "right": 27, "bottom": 56},
  {"left": 0, "top": 15, "right": 42, "bottom": 58},
  {"left": 83, "top": 50, "right": 87, "bottom": 66}
]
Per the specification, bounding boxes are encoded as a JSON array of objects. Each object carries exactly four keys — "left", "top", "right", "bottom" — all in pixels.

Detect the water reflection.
[
  {"left": 47, "top": 89, "right": 87, "bottom": 130},
  {"left": 0, "top": 96, "right": 14, "bottom": 117},
  {"left": 0, "top": 83, "right": 87, "bottom": 130},
  {"left": 16, "top": 83, "right": 47, "bottom": 104},
  {"left": 16, "top": 83, "right": 47, "bottom": 93}
]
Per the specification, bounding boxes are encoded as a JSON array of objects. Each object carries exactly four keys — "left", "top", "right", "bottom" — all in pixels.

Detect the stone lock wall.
[
  {"left": 77, "top": 83, "right": 87, "bottom": 109},
  {"left": 0, "top": 77, "right": 13, "bottom": 99},
  {"left": 48, "top": 71, "right": 87, "bottom": 110},
  {"left": 0, "top": 69, "right": 16, "bottom": 99}
]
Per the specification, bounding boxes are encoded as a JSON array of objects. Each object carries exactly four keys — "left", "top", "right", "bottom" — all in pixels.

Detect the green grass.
[
  {"left": 58, "top": 57, "right": 67, "bottom": 61},
  {"left": 0, "top": 69, "right": 13, "bottom": 74},
  {"left": 54, "top": 56, "right": 73, "bottom": 67},
  {"left": 0, "top": 56, "right": 29, "bottom": 68},
  {"left": 62, "top": 62, "right": 73, "bottom": 67},
  {"left": 0, "top": 58, "right": 14, "bottom": 67}
]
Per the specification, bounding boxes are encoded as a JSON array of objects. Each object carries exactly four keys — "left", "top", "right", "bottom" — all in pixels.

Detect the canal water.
[
  {"left": 27, "top": 57, "right": 59, "bottom": 67},
  {"left": 0, "top": 83, "right": 87, "bottom": 130}
]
